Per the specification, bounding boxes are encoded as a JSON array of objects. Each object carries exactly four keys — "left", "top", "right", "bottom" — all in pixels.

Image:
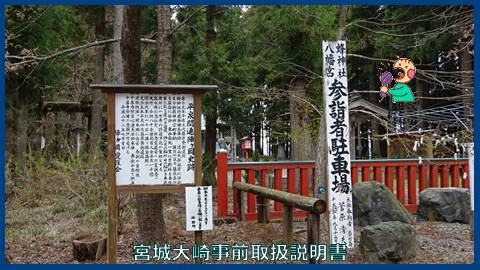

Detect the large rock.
[
  {"left": 353, "top": 181, "right": 414, "bottom": 226},
  {"left": 360, "top": 221, "right": 417, "bottom": 263},
  {"left": 417, "top": 188, "right": 470, "bottom": 223}
]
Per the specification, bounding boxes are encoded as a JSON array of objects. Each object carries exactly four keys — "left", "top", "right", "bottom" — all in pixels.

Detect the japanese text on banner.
[{"left": 322, "top": 40, "right": 354, "bottom": 248}]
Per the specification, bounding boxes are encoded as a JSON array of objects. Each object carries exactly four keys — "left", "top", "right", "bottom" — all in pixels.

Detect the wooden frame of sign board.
[{"left": 90, "top": 84, "right": 218, "bottom": 264}]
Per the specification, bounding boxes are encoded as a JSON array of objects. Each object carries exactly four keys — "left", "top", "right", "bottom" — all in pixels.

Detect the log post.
[
  {"left": 106, "top": 93, "right": 117, "bottom": 264},
  {"left": 236, "top": 188, "right": 244, "bottom": 221},
  {"left": 194, "top": 232, "right": 202, "bottom": 264},
  {"left": 265, "top": 198, "right": 270, "bottom": 223},
  {"left": 257, "top": 196, "right": 269, "bottom": 223},
  {"left": 194, "top": 93, "right": 203, "bottom": 264},
  {"left": 307, "top": 213, "right": 320, "bottom": 264},
  {"left": 283, "top": 205, "right": 293, "bottom": 245}
]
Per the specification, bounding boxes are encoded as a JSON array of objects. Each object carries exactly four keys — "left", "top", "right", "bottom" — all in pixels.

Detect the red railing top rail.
[
  {"left": 228, "top": 161, "right": 316, "bottom": 170},
  {"left": 226, "top": 157, "right": 468, "bottom": 170}
]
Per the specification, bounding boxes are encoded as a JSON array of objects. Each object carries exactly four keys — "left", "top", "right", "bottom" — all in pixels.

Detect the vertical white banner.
[
  {"left": 468, "top": 143, "right": 474, "bottom": 211},
  {"left": 185, "top": 186, "right": 213, "bottom": 231},
  {"left": 322, "top": 40, "right": 354, "bottom": 248}
]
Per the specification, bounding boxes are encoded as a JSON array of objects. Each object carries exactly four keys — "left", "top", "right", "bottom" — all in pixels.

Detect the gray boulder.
[
  {"left": 417, "top": 188, "right": 470, "bottom": 223},
  {"left": 360, "top": 221, "right": 417, "bottom": 263},
  {"left": 353, "top": 181, "right": 414, "bottom": 226}
]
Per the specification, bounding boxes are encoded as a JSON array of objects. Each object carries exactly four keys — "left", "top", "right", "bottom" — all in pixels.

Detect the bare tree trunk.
[
  {"left": 336, "top": 6, "right": 348, "bottom": 41},
  {"left": 121, "top": 7, "right": 142, "bottom": 84},
  {"left": 113, "top": 6, "right": 124, "bottom": 84},
  {"left": 118, "top": 5, "right": 169, "bottom": 244},
  {"left": 88, "top": 7, "right": 106, "bottom": 156},
  {"left": 231, "top": 125, "right": 237, "bottom": 161},
  {"left": 13, "top": 76, "right": 28, "bottom": 178},
  {"left": 289, "top": 76, "right": 313, "bottom": 161},
  {"left": 460, "top": 39, "right": 473, "bottom": 132},
  {"left": 111, "top": 4, "right": 127, "bottom": 237},
  {"left": 156, "top": 6, "right": 172, "bottom": 83},
  {"left": 254, "top": 124, "right": 262, "bottom": 156},
  {"left": 415, "top": 79, "right": 423, "bottom": 129},
  {"left": 135, "top": 5, "right": 173, "bottom": 244},
  {"left": 368, "top": 64, "right": 376, "bottom": 103},
  {"left": 203, "top": 5, "right": 218, "bottom": 185},
  {"left": 253, "top": 102, "right": 263, "bottom": 156}
]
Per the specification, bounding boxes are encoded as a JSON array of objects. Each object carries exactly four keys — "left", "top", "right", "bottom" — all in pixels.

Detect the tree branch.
[
  {"left": 6, "top": 38, "right": 120, "bottom": 71},
  {"left": 170, "top": 6, "right": 207, "bottom": 35}
]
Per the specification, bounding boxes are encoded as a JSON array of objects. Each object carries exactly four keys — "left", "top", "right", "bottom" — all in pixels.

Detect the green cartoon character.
[{"left": 379, "top": 58, "right": 416, "bottom": 103}]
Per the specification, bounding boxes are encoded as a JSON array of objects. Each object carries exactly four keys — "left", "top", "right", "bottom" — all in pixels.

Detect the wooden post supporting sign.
[
  {"left": 106, "top": 93, "right": 117, "bottom": 264},
  {"left": 193, "top": 93, "right": 203, "bottom": 264}
]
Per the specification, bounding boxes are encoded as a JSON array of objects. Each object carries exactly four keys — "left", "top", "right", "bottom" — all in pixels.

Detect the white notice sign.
[
  {"left": 185, "top": 186, "right": 213, "bottom": 231},
  {"left": 115, "top": 93, "right": 195, "bottom": 186},
  {"left": 322, "top": 40, "right": 354, "bottom": 248}
]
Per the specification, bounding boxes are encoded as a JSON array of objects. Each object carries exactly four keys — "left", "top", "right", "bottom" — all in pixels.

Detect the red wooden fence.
[{"left": 216, "top": 151, "right": 470, "bottom": 221}]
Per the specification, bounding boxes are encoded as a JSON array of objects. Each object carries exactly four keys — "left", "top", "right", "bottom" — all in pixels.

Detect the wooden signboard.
[
  {"left": 90, "top": 84, "right": 218, "bottom": 264},
  {"left": 322, "top": 41, "right": 354, "bottom": 248}
]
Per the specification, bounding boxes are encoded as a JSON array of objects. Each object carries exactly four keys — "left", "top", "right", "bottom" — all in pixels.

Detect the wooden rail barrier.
[{"left": 234, "top": 182, "right": 326, "bottom": 264}]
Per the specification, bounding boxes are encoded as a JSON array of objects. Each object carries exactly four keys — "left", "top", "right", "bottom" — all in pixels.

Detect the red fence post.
[
  {"left": 385, "top": 166, "right": 394, "bottom": 192},
  {"left": 260, "top": 169, "right": 268, "bottom": 187},
  {"left": 233, "top": 170, "right": 242, "bottom": 215},
  {"left": 352, "top": 166, "right": 358, "bottom": 186},
  {"left": 419, "top": 165, "right": 427, "bottom": 192},
  {"left": 216, "top": 151, "right": 229, "bottom": 217},
  {"left": 300, "top": 168, "right": 309, "bottom": 196},
  {"left": 452, "top": 165, "right": 460, "bottom": 187},
  {"left": 374, "top": 167, "right": 382, "bottom": 183},
  {"left": 362, "top": 166, "right": 370, "bottom": 182},
  {"left": 247, "top": 169, "right": 256, "bottom": 213},
  {"left": 396, "top": 166, "right": 405, "bottom": 203},
  {"left": 287, "top": 168, "right": 296, "bottom": 193},
  {"left": 274, "top": 169, "right": 283, "bottom": 211},
  {"left": 462, "top": 164, "right": 469, "bottom": 189},
  {"left": 441, "top": 164, "right": 449, "bottom": 187},
  {"left": 407, "top": 166, "right": 416, "bottom": 206},
  {"left": 430, "top": 164, "right": 438, "bottom": 187}
]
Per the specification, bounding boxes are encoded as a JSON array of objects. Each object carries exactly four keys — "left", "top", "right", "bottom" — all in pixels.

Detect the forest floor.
[{"left": 6, "top": 185, "right": 473, "bottom": 264}]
